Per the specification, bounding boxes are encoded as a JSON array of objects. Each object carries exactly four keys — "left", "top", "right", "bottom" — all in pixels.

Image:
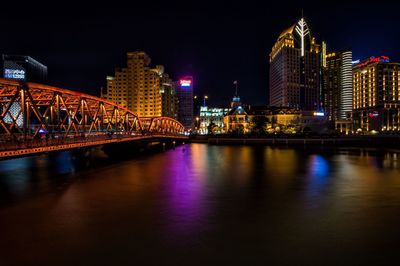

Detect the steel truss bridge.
[{"left": 0, "top": 78, "right": 188, "bottom": 159}]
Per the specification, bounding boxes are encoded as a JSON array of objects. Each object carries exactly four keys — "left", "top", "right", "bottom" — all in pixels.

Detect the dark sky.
[{"left": 1, "top": 0, "right": 399, "bottom": 106}]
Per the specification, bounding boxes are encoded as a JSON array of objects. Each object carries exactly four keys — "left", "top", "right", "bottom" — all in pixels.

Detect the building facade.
[
  {"left": 352, "top": 56, "right": 400, "bottom": 132},
  {"left": 176, "top": 77, "right": 194, "bottom": 129},
  {"left": 223, "top": 105, "right": 250, "bottom": 134},
  {"left": 198, "top": 106, "right": 230, "bottom": 134},
  {"left": 2, "top": 54, "right": 47, "bottom": 83},
  {"left": 101, "top": 52, "right": 163, "bottom": 117},
  {"left": 269, "top": 17, "right": 321, "bottom": 111},
  {"left": 323, "top": 50, "right": 353, "bottom": 121},
  {"left": 160, "top": 73, "right": 178, "bottom": 119}
]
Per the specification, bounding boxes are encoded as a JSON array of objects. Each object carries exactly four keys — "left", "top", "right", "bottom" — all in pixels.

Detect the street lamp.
[
  {"left": 195, "top": 116, "right": 200, "bottom": 132},
  {"left": 203, "top": 95, "right": 208, "bottom": 107}
]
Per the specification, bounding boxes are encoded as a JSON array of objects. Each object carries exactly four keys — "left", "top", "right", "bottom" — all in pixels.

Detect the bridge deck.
[{"left": 0, "top": 134, "right": 188, "bottom": 159}]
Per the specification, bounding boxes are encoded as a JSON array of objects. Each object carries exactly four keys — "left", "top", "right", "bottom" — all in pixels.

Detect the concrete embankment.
[{"left": 189, "top": 136, "right": 400, "bottom": 149}]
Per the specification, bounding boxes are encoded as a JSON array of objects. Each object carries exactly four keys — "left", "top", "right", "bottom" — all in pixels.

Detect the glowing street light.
[{"left": 203, "top": 95, "right": 208, "bottom": 107}]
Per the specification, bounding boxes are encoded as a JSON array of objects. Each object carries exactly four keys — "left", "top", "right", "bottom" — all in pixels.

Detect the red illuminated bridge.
[{"left": 0, "top": 78, "right": 188, "bottom": 159}]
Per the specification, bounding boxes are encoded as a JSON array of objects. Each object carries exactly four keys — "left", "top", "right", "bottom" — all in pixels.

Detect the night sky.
[{"left": 1, "top": 1, "right": 399, "bottom": 106}]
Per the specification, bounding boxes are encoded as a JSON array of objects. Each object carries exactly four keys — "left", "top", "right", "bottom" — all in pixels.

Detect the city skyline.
[
  {"left": 3, "top": 3, "right": 400, "bottom": 265},
  {"left": 1, "top": 1, "right": 400, "bottom": 106}
]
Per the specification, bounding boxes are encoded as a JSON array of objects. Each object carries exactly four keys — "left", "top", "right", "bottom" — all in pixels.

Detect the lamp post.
[
  {"left": 203, "top": 95, "right": 208, "bottom": 107},
  {"left": 195, "top": 116, "right": 200, "bottom": 133}
]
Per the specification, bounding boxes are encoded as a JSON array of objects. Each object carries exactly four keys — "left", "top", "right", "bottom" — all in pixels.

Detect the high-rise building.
[
  {"left": 160, "top": 73, "right": 178, "bottom": 119},
  {"left": 352, "top": 56, "right": 400, "bottom": 132},
  {"left": 101, "top": 52, "right": 163, "bottom": 117},
  {"left": 176, "top": 76, "right": 194, "bottom": 129},
  {"left": 269, "top": 17, "right": 321, "bottom": 110},
  {"left": 2, "top": 54, "right": 47, "bottom": 83},
  {"left": 323, "top": 50, "right": 353, "bottom": 120}
]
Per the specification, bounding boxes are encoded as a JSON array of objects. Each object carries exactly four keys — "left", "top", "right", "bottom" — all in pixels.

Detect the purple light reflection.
[{"left": 161, "top": 144, "right": 210, "bottom": 238}]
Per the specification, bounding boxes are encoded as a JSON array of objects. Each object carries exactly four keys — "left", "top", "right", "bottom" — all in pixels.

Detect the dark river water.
[{"left": 1, "top": 144, "right": 400, "bottom": 265}]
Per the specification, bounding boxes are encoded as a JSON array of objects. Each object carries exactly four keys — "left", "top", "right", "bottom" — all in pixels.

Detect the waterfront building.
[
  {"left": 269, "top": 17, "right": 321, "bottom": 110},
  {"left": 247, "top": 106, "right": 301, "bottom": 133},
  {"left": 299, "top": 110, "right": 331, "bottom": 134},
  {"left": 224, "top": 103, "right": 332, "bottom": 135},
  {"left": 199, "top": 106, "right": 230, "bottom": 134},
  {"left": 101, "top": 51, "right": 163, "bottom": 117},
  {"left": 323, "top": 50, "right": 353, "bottom": 121},
  {"left": 223, "top": 92, "right": 251, "bottom": 134},
  {"left": 2, "top": 54, "right": 47, "bottom": 83},
  {"left": 223, "top": 105, "right": 250, "bottom": 134},
  {"left": 176, "top": 76, "right": 194, "bottom": 129},
  {"left": 352, "top": 56, "right": 400, "bottom": 132}
]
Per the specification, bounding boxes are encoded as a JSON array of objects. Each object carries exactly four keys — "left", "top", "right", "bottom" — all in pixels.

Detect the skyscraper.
[
  {"left": 269, "top": 17, "right": 321, "bottom": 110},
  {"left": 353, "top": 56, "right": 400, "bottom": 132},
  {"left": 176, "top": 76, "right": 194, "bottom": 129},
  {"left": 101, "top": 51, "right": 162, "bottom": 117},
  {"left": 323, "top": 50, "right": 353, "bottom": 120}
]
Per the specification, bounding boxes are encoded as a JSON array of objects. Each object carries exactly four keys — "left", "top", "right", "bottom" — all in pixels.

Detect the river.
[{"left": 1, "top": 144, "right": 400, "bottom": 265}]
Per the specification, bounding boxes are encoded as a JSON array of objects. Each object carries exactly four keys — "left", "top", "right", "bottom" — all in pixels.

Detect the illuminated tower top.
[
  {"left": 295, "top": 18, "right": 310, "bottom": 57},
  {"left": 270, "top": 17, "right": 320, "bottom": 61}
]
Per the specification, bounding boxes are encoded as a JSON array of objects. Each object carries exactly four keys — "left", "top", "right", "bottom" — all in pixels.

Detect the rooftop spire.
[{"left": 233, "top": 80, "right": 238, "bottom": 96}]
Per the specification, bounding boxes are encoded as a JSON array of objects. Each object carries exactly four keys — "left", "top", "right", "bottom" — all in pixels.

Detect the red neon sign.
[
  {"left": 356, "top": 56, "right": 390, "bottom": 68},
  {"left": 368, "top": 56, "right": 389, "bottom": 63},
  {"left": 180, "top": 79, "right": 192, "bottom": 87}
]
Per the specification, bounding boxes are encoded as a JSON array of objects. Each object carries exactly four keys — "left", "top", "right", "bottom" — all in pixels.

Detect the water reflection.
[
  {"left": 163, "top": 145, "right": 208, "bottom": 236},
  {"left": 1, "top": 144, "right": 400, "bottom": 265},
  {"left": 304, "top": 155, "right": 330, "bottom": 206}
]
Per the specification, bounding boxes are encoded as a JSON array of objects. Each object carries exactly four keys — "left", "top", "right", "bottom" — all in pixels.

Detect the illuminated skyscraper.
[
  {"left": 176, "top": 76, "right": 194, "bottom": 128},
  {"left": 353, "top": 56, "right": 400, "bottom": 132},
  {"left": 323, "top": 50, "right": 353, "bottom": 120},
  {"left": 269, "top": 17, "right": 321, "bottom": 110},
  {"left": 101, "top": 51, "right": 162, "bottom": 117}
]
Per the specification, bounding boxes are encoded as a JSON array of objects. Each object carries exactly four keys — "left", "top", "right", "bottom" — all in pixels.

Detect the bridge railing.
[{"left": 0, "top": 132, "right": 146, "bottom": 151}]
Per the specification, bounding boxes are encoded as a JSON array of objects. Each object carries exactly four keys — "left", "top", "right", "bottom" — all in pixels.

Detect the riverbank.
[{"left": 190, "top": 135, "right": 400, "bottom": 148}]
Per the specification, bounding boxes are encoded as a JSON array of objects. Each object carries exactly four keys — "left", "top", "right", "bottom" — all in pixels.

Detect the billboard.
[{"left": 4, "top": 69, "right": 26, "bottom": 80}]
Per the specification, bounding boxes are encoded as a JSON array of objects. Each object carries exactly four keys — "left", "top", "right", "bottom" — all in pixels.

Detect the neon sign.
[
  {"left": 355, "top": 56, "right": 390, "bottom": 67},
  {"left": 179, "top": 79, "right": 192, "bottom": 87},
  {"left": 369, "top": 56, "right": 390, "bottom": 63},
  {"left": 4, "top": 69, "right": 25, "bottom": 80}
]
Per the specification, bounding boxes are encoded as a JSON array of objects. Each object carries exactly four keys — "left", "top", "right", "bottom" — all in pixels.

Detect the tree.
[
  {"left": 251, "top": 116, "right": 268, "bottom": 135},
  {"left": 207, "top": 122, "right": 216, "bottom": 135}
]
